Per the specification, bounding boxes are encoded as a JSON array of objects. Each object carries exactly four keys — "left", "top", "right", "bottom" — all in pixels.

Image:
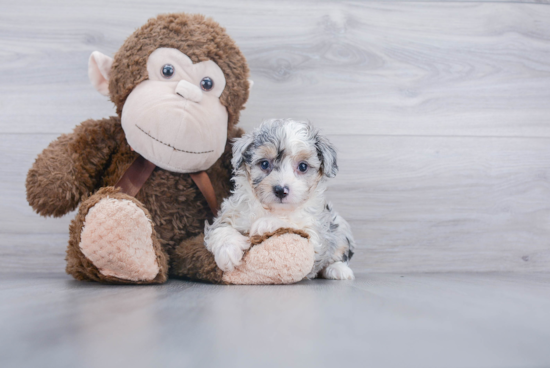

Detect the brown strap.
[
  {"left": 190, "top": 171, "right": 219, "bottom": 217},
  {"left": 115, "top": 155, "right": 219, "bottom": 216},
  {"left": 248, "top": 228, "right": 310, "bottom": 246},
  {"left": 115, "top": 154, "right": 156, "bottom": 197}
]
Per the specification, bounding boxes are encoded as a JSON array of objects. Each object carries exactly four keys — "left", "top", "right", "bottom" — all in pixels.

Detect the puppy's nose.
[
  {"left": 273, "top": 185, "right": 289, "bottom": 199},
  {"left": 175, "top": 80, "right": 203, "bottom": 103}
]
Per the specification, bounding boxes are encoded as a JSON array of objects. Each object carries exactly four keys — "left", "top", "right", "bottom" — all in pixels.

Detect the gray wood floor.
[
  {"left": 2, "top": 1, "right": 550, "bottom": 367},
  {"left": 2, "top": 272, "right": 550, "bottom": 368}
]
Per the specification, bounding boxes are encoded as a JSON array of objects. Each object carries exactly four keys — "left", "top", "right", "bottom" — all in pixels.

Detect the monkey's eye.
[
  {"left": 200, "top": 77, "right": 214, "bottom": 91},
  {"left": 259, "top": 160, "right": 271, "bottom": 171},
  {"left": 298, "top": 162, "right": 308, "bottom": 173},
  {"left": 161, "top": 64, "right": 175, "bottom": 78}
]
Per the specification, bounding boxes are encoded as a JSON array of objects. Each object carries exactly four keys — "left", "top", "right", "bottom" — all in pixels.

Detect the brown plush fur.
[
  {"left": 25, "top": 13, "right": 249, "bottom": 284},
  {"left": 26, "top": 116, "right": 123, "bottom": 217},
  {"left": 170, "top": 234, "right": 224, "bottom": 283},
  {"left": 66, "top": 187, "right": 169, "bottom": 284}
]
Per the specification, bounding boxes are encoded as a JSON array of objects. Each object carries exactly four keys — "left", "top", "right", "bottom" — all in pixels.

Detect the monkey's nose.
[
  {"left": 175, "top": 80, "right": 203, "bottom": 103},
  {"left": 273, "top": 185, "right": 289, "bottom": 199}
]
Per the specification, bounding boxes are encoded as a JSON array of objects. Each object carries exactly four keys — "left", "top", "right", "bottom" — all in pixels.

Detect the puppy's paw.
[
  {"left": 322, "top": 262, "right": 355, "bottom": 280},
  {"left": 213, "top": 233, "right": 250, "bottom": 272},
  {"left": 250, "top": 217, "right": 293, "bottom": 237}
]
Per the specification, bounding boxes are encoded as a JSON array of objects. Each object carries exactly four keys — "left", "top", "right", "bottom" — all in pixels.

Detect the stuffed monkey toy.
[{"left": 26, "top": 13, "right": 313, "bottom": 285}]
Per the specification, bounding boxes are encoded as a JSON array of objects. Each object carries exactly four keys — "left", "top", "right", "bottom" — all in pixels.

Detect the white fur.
[
  {"left": 321, "top": 261, "right": 355, "bottom": 280},
  {"left": 205, "top": 225, "right": 250, "bottom": 272},
  {"left": 205, "top": 119, "right": 356, "bottom": 278},
  {"left": 250, "top": 216, "right": 295, "bottom": 236}
]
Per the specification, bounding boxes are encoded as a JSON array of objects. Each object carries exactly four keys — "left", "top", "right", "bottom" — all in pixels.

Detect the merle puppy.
[{"left": 205, "top": 119, "right": 355, "bottom": 279}]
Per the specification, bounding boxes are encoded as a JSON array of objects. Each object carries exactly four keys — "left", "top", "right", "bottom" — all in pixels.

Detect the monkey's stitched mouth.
[{"left": 135, "top": 125, "right": 214, "bottom": 154}]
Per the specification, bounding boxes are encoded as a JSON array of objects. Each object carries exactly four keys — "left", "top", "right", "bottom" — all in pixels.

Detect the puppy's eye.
[
  {"left": 200, "top": 77, "right": 214, "bottom": 91},
  {"left": 161, "top": 64, "right": 175, "bottom": 78},
  {"left": 259, "top": 160, "right": 271, "bottom": 171},
  {"left": 298, "top": 162, "right": 308, "bottom": 173}
]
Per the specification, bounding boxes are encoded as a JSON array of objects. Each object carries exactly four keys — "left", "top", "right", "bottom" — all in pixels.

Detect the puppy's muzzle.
[{"left": 273, "top": 185, "right": 289, "bottom": 199}]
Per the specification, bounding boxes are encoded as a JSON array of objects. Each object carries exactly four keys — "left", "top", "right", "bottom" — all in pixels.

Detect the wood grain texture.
[
  {"left": 329, "top": 134, "right": 550, "bottom": 272},
  {"left": 1, "top": 0, "right": 550, "bottom": 273},
  {"left": 1, "top": 1, "right": 550, "bottom": 137},
  {"left": 2, "top": 133, "right": 549, "bottom": 273},
  {"left": 1, "top": 272, "right": 550, "bottom": 368}
]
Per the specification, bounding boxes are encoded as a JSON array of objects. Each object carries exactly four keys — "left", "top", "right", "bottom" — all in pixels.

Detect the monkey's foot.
[
  {"left": 170, "top": 228, "right": 313, "bottom": 285},
  {"left": 66, "top": 187, "right": 168, "bottom": 284},
  {"left": 222, "top": 229, "right": 314, "bottom": 285}
]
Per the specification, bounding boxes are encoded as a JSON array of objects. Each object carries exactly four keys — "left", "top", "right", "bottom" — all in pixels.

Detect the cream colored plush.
[
  {"left": 121, "top": 48, "right": 229, "bottom": 173},
  {"left": 88, "top": 51, "right": 112, "bottom": 97},
  {"left": 222, "top": 233, "right": 314, "bottom": 285},
  {"left": 79, "top": 198, "right": 159, "bottom": 281}
]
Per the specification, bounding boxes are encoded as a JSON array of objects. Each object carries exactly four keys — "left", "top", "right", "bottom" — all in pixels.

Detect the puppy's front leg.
[{"left": 205, "top": 225, "right": 251, "bottom": 272}]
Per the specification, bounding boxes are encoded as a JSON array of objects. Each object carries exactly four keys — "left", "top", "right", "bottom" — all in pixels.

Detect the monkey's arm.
[{"left": 26, "top": 116, "right": 123, "bottom": 217}]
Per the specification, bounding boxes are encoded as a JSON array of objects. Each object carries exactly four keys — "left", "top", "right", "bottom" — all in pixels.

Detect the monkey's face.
[{"left": 120, "top": 48, "right": 228, "bottom": 173}]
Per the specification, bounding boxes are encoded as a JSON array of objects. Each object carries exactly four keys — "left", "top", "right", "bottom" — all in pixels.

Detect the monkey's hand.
[{"left": 26, "top": 117, "right": 122, "bottom": 217}]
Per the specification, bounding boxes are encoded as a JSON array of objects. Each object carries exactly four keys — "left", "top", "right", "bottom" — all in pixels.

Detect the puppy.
[{"left": 204, "top": 119, "right": 355, "bottom": 280}]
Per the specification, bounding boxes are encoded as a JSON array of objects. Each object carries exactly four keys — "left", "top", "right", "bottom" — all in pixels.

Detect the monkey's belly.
[{"left": 136, "top": 169, "right": 212, "bottom": 256}]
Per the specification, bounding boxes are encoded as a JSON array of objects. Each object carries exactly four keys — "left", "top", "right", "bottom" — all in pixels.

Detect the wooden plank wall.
[{"left": 1, "top": 0, "right": 550, "bottom": 273}]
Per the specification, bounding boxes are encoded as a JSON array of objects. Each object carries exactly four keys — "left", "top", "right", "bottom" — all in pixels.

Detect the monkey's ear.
[
  {"left": 88, "top": 51, "right": 113, "bottom": 96},
  {"left": 315, "top": 134, "right": 338, "bottom": 178},
  {"left": 248, "top": 79, "right": 254, "bottom": 90},
  {"left": 231, "top": 132, "right": 255, "bottom": 171}
]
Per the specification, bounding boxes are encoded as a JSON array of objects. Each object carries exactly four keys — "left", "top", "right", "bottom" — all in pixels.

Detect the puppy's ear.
[
  {"left": 315, "top": 134, "right": 338, "bottom": 178},
  {"left": 231, "top": 132, "right": 255, "bottom": 170}
]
